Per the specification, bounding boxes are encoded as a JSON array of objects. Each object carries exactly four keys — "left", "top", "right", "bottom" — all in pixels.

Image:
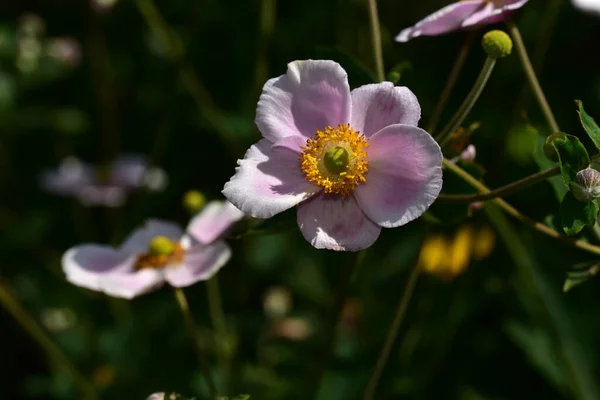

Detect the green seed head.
[
  {"left": 183, "top": 190, "right": 206, "bottom": 214},
  {"left": 481, "top": 30, "right": 513, "bottom": 59},
  {"left": 148, "top": 236, "right": 174, "bottom": 256},
  {"left": 324, "top": 146, "right": 350, "bottom": 174}
]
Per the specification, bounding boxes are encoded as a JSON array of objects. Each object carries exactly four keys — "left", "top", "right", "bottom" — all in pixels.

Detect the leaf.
[
  {"left": 576, "top": 100, "right": 600, "bottom": 150},
  {"left": 534, "top": 134, "right": 567, "bottom": 201},
  {"left": 559, "top": 192, "right": 599, "bottom": 235},
  {"left": 551, "top": 134, "right": 590, "bottom": 187},
  {"left": 563, "top": 262, "right": 600, "bottom": 292}
]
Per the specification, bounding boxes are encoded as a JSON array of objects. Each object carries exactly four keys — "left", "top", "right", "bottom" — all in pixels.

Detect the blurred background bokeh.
[{"left": 2, "top": 0, "right": 600, "bottom": 399}]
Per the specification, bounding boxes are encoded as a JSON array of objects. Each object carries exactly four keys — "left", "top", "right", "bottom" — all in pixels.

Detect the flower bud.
[
  {"left": 572, "top": 167, "right": 600, "bottom": 202},
  {"left": 459, "top": 144, "right": 476, "bottom": 163},
  {"left": 543, "top": 131, "right": 567, "bottom": 162},
  {"left": 183, "top": 190, "right": 206, "bottom": 214},
  {"left": 481, "top": 30, "right": 513, "bottom": 59}
]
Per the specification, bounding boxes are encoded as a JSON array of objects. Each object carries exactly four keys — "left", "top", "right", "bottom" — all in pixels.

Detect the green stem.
[
  {"left": 0, "top": 279, "right": 98, "bottom": 400},
  {"left": 506, "top": 19, "right": 560, "bottom": 134},
  {"left": 367, "top": 0, "right": 385, "bottom": 82},
  {"left": 206, "top": 277, "right": 231, "bottom": 389},
  {"left": 436, "top": 57, "right": 496, "bottom": 146},
  {"left": 426, "top": 32, "right": 475, "bottom": 133},
  {"left": 443, "top": 158, "right": 600, "bottom": 257},
  {"left": 173, "top": 288, "right": 218, "bottom": 398},
  {"left": 254, "top": 0, "right": 276, "bottom": 94},
  {"left": 311, "top": 250, "right": 366, "bottom": 400},
  {"left": 363, "top": 263, "right": 421, "bottom": 400},
  {"left": 437, "top": 166, "right": 560, "bottom": 203}
]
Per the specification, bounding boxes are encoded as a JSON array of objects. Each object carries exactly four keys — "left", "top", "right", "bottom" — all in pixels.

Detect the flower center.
[
  {"left": 299, "top": 124, "right": 369, "bottom": 197},
  {"left": 135, "top": 236, "right": 185, "bottom": 270}
]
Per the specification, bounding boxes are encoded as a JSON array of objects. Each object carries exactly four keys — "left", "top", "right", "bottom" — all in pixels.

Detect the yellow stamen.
[
  {"left": 299, "top": 124, "right": 369, "bottom": 197},
  {"left": 135, "top": 237, "right": 185, "bottom": 270}
]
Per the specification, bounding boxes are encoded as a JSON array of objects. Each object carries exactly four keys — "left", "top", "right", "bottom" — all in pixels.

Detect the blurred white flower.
[
  {"left": 573, "top": 0, "right": 600, "bottom": 14},
  {"left": 91, "top": 0, "right": 118, "bottom": 13}
]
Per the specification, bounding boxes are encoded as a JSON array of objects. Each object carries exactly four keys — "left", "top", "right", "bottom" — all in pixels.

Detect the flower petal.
[
  {"left": 40, "top": 157, "right": 94, "bottom": 196},
  {"left": 463, "top": 0, "right": 528, "bottom": 26},
  {"left": 573, "top": 0, "right": 600, "bottom": 14},
  {"left": 119, "top": 219, "right": 184, "bottom": 254},
  {"left": 354, "top": 124, "right": 442, "bottom": 228},
  {"left": 76, "top": 185, "right": 127, "bottom": 208},
  {"left": 395, "top": 1, "right": 484, "bottom": 42},
  {"left": 187, "top": 200, "right": 244, "bottom": 244},
  {"left": 98, "top": 270, "right": 164, "bottom": 299},
  {"left": 62, "top": 244, "right": 132, "bottom": 291},
  {"left": 164, "top": 241, "right": 232, "bottom": 287},
  {"left": 255, "top": 60, "right": 352, "bottom": 143},
  {"left": 350, "top": 82, "right": 421, "bottom": 137},
  {"left": 223, "top": 137, "right": 319, "bottom": 219},
  {"left": 110, "top": 154, "right": 148, "bottom": 188},
  {"left": 297, "top": 193, "right": 381, "bottom": 251}
]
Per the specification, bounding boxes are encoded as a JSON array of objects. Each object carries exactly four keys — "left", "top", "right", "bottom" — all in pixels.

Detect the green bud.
[
  {"left": 543, "top": 131, "right": 567, "bottom": 162},
  {"left": 481, "top": 30, "right": 513, "bottom": 59},
  {"left": 324, "top": 146, "right": 349, "bottom": 174},
  {"left": 183, "top": 190, "right": 206, "bottom": 214},
  {"left": 148, "top": 236, "right": 174, "bottom": 256}
]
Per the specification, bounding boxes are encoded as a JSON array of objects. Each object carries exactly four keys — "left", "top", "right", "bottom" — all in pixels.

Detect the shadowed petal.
[
  {"left": 164, "top": 241, "right": 232, "bottom": 287},
  {"left": 119, "top": 219, "right": 184, "bottom": 254},
  {"left": 255, "top": 60, "right": 352, "bottom": 143},
  {"left": 354, "top": 124, "right": 442, "bottom": 228},
  {"left": 223, "top": 137, "right": 319, "bottom": 219},
  {"left": 297, "top": 193, "right": 381, "bottom": 251},
  {"left": 110, "top": 154, "right": 148, "bottom": 188},
  {"left": 187, "top": 200, "right": 244, "bottom": 244},
  {"left": 395, "top": 1, "right": 484, "bottom": 42},
  {"left": 350, "top": 82, "right": 421, "bottom": 137}
]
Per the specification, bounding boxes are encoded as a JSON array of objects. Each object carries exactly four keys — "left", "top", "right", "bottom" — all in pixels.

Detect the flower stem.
[
  {"left": 173, "top": 287, "right": 218, "bottom": 398},
  {"left": 443, "top": 158, "right": 600, "bottom": 257},
  {"left": 367, "top": 0, "right": 385, "bottom": 82},
  {"left": 0, "top": 279, "right": 98, "bottom": 400},
  {"left": 506, "top": 19, "right": 560, "bottom": 134},
  {"left": 206, "top": 276, "right": 231, "bottom": 389},
  {"left": 427, "top": 32, "right": 475, "bottom": 134},
  {"left": 363, "top": 263, "right": 421, "bottom": 400},
  {"left": 311, "top": 250, "right": 366, "bottom": 400},
  {"left": 436, "top": 57, "right": 496, "bottom": 146},
  {"left": 437, "top": 166, "right": 560, "bottom": 203}
]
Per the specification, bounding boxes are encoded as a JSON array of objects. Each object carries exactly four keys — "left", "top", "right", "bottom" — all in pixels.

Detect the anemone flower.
[
  {"left": 62, "top": 200, "right": 243, "bottom": 298},
  {"left": 41, "top": 155, "right": 167, "bottom": 207},
  {"left": 223, "top": 60, "right": 442, "bottom": 251},
  {"left": 396, "top": 0, "right": 529, "bottom": 43}
]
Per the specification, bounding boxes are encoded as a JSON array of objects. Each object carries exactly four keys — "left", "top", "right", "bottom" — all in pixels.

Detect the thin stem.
[
  {"left": 367, "top": 0, "right": 385, "bottom": 82},
  {"left": 506, "top": 19, "right": 560, "bottom": 134},
  {"left": 173, "top": 288, "right": 218, "bottom": 398},
  {"left": 254, "top": 0, "right": 276, "bottom": 94},
  {"left": 443, "top": 158, "right": 600, "bottom": 257},
  {"left": 206, "top": 277, "right": 231, "bottom": 389},
  {"left": 427, "top": 32, "right": 475, "bottom": 133},
  {"left": 437, "top": 166, "right": 560, "bottom": 203},
  {"left": 311, "top": 250, "right": 367, "bottom": 400},
  {"left": 436, "top": 57, "right": 496, "bottom": 146},
  {"left": 363, "top": 264, "right": 421, "bottom": 400},
  {"left": 0, "top": 279, "right": 98, "bottom": 400}
]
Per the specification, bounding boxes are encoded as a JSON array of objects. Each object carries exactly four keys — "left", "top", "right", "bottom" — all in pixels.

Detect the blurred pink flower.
[
  {"left": 223, "top": 60, "right": 442, "bottom": 251},
  {"left": 46, "top": 37, "right": 82, "bottom": 68},
  {"left": 396, "top": 0, "right": 529, "bottom": 43},
  {"left": 40, "top": 155, "right": 167, "bottom": 207},
  {"left": 62, "top": 202, "right": 243, "bottom": 298}
]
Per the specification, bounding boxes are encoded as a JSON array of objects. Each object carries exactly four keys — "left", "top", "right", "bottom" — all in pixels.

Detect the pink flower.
[
  {"left": 223, "top": 60, "right": 442, "bottom": 251},
  {"left": 396, "top": 0, "right": 529, "bottom": 43},
  {"left": 62, "top": 201, "right": 244, "bottom": 299}
]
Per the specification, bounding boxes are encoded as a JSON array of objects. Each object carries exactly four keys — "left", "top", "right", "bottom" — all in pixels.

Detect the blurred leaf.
[
  {"left": 551, "top": 134, "right": 590, "bottom": 187},
  {"left": 559, "top": 192, "right": 598, "bottom": 235},
  {"left": 563, "top": 263, "right": 600, "bottom": 293},
  {"left": 576, "top": 100, "right": 600, "bottom": 150}
]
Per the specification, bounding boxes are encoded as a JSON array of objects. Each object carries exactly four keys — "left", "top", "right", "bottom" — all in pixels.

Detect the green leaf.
[
  {"left": 559, "top": 192, "right": 599, "bottom": 235},
  {"left": 551, "top": 134, "right": 590, "bottom": 187},
  {"left": 576, "top": 100, "right": 600, "bottom": 150},
  {"left": 534, "top": 134, "right": 567, "bottom": 201},
  {"left": 563, "top": 262, "right": 600, "bottom": 292}
]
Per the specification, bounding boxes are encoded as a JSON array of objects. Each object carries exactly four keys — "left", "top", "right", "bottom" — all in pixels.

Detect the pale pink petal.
[
  {"left": 223, "top": 137, "right": 319, "bottom": 219},
  {"left": 40, "top": 157, "right": 94, "bottom": 196},
  {"left": 119, "top": 219, "right": 184, "bottom": 254},
  {"left": 572, "top": 0, "right": 600, "bottom": 14},
  {"left": 187, "top": 200, "right": 244, "bottom": 244},
  {"left": 62, "top": 245, "right": 133, "bottom": 291},
  {"left": 350, "top": 82, "right": 421, "bottom": 137},
  {"left": 255, "top": 60, "right": 352, "bottom": 143},
  {"left": 110, "top": 154, "right": 148, "bottom": 188},
  {"left": 354, "top": 124, "right": 442, "bottom": 228},
  {"left": 463, "top": 0, "right": 529, "bottom": 26},
  {"left": 98, "top": 269, "right": 164, "bottom": 299},
  {"left": 164, "top": 241, "right": 232, "bottom": 287},
  {"left": 297, "top": 193, "right": 381, "bottom": 251},
  {"left": 395, "top": 1, "right": 484, "bottom": 42}
]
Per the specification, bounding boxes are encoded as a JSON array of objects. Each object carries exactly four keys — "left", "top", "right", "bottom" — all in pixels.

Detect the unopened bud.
[
  {"left": 460, "top": 144, "right": 476, "bottom": 163},
  {"left": 481, "top": 30, "right": 513, "bottom": 59},
  {"left": 183, "top": 190, "right": 206, "bottom": 214},
  {"left": 572, "top": 168, "right": 600, "bottom": 202},
  {"left": 543, "top": 131, "right": 567, "bottom": 162}
]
